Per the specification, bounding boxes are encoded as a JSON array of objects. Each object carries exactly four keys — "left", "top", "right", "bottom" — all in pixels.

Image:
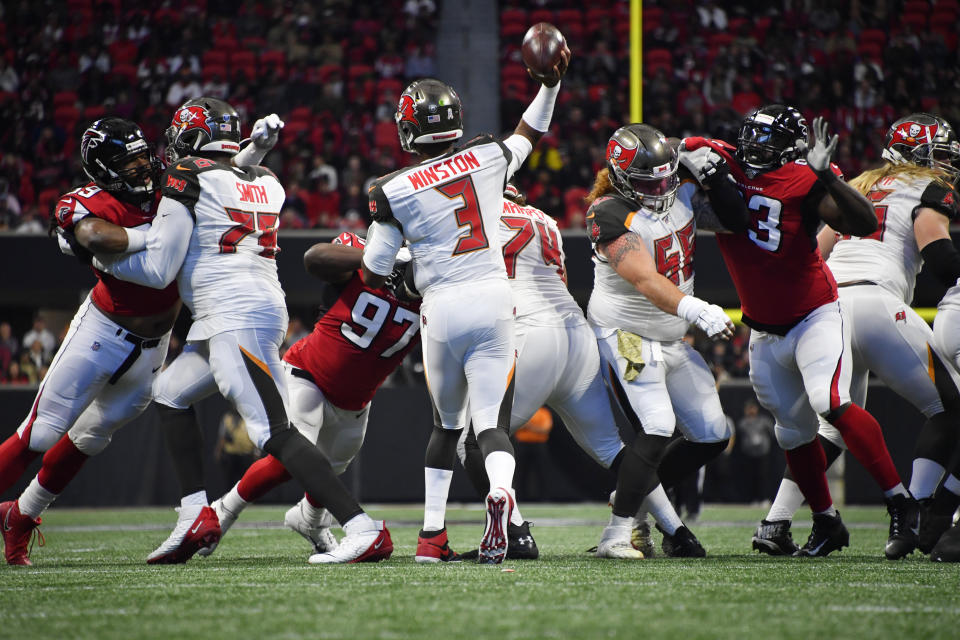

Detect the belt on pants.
[
  {"left": 109, "top": 329, "right": 162, "bottom": 385},
  {"left": 289, "top": 366, "right": 318, "bottom": 387},
  {"left": 837, "top": 280, "right": 878, "bottom": 288}
]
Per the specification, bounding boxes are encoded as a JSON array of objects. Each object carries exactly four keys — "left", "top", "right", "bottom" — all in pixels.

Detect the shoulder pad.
[
  {"left": 244, "top": 164, "right": 279, "bottom": 181},
  {"left": 459, "top": 133, "right": 497, "bottom": 150},
  {"left": 920, "top": 181, "right": 960, "bottom": 221},
  {"left": 587, "top": 195, "right": 635, "bottom": 245},
  {"left": 161, "top": 161, "right": 203, "bottom": 211},
  {"left": 367, "top": 182, "right": 396, "bottom": 225},
  {"left": 53, "top": 193, "right": 91, "bottom": 231},
  {"left": 332, "top": 231, "right": 366, "bottom": 248}
]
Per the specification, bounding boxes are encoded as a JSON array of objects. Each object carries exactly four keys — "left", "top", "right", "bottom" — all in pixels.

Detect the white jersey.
[
  {"left": 499, "top": 199, "right": 584, "bottom": 327},
  {"left": 586, "top": 182, "right": 697, "bottom": 341},
  {"left": 826, "top": 174, "right": 935, "bottom": 304},
  {"left": 368, "top": 134, "right": 528, "bottom": 297}
]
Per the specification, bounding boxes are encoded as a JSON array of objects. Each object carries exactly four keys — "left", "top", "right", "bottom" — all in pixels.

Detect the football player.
[
  {"left": 90, "top": 97, "right": 390, "bottom": 565},
  {"left": 0, "top": 117, "right": 178, "bottom": 565},
  {"left": 360, "top": 48, "right": 570, "bottom": 564},
  {"left": 682, "top": 105, "right": 916, "bottom": 557},
  {"left": 584, "top": 123, "right": 750, "bottom": 558},
  {"left": 419, "top": 184, "right": 629, "bottom": 561},
  {"left": 199, "top": 231, "right": 424, "bottom": 560},
  {"left": 752, "top": 113, "right": 960, "bottom": 559}
]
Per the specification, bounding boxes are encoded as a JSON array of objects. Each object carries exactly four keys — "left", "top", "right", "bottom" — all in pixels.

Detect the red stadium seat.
[
  {"left": 83, "top": 105, "right": 106, "bottom": 121},
  {"left": 859, "top": 29, "right": 887, "bottom": 48},
  {"left": 231, "top": 50, "right": 256, "bottom": 67},
  {"left": 202, "top": 64, "right": 227, "bottom": 81},
  {"left": 53, "top": 91, "right": 78, "bottom": 108},
  {"left": 857, "top": 42, "right": 883, "bottom": 61},
  {"left": 348, "top": 65, "right": 373, "bottom": 79},
  {"left": 643, "top": 7, "right": 662, "bottom": 32},
  {"left": 288, "top": 106, "right": 312, "bottom": 123},
  {"left": 375, "top": 78, "right": 403, "bottom": 100},
  {"left": 259, "top": 50, "right": 286, "bottom": 69},
  {"left": 530, "top": 9, "right": 554, "bottom": 25},
  {"left": 54, "top": 105, "right": 81, "bottom": 127},
  {"left": 108, "top": 40, "right": 138, "bottom": 63},
  {"left": 317, "top": 64, "right": 342, "bottom": 82},
  {"left": 500, "top": 8, "right": 527, "bottom": 27},
  {"left": 501, "top": 21, "right": 527, "bottom": 39},
  {"left": 901, "top": 12, "right": 927, "bottom": 29},
  {"left": 202, "top": 50, "right": 228, "bottom": 67},
  {"left": 110, "top": 63, "right": 138, "bottom": 83}
]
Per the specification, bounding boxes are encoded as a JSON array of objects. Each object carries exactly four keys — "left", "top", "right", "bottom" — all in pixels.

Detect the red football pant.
[
  {"left": 830, "top": 404, "right": 901, "bottom": 492},
  {"left": 785, "top": 439, "right": 833, "bottom": 513}
]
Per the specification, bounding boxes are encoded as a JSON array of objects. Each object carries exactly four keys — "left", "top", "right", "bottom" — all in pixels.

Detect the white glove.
[
  {"left": 796, "top": 116, "right": 837, "bottom": 174},
  {"left": 251, "top": 113, "right": 285, "bottom": 150},
  {"left": 56, "top": 229, "right": 75, "bottom": 256},
  {"left": 677, "top": 295, "right": 734, "bottom": 340},
  {"left": 678, "top": 144, "right": 725, "bottom": 186},
  {"left": 395, "top": 246, "right": 412, "bottom": 264}
]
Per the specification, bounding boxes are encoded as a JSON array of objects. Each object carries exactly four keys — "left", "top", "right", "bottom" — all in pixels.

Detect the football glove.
[
  {"left": 55, "top": 228, "right": 93, "bottom": 265},
  {"left": 679, "top": 143, "right": 730, "bottom": 188},
  {"left": 677, "top": 295, "right": 733, "bottom": 340},
  {"left": 251, "top": 113, "right": 285, "bottom": 150},
  {"left": 796, "top": 116, "right": 837, "bottom": 175},
  {"left": 385, "top": 261, "right": 421, "bottom": 303}
]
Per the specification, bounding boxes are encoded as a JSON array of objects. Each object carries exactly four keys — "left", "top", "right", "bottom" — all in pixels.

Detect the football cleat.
[
  {"left": 284, "top": 501, "right": 339, "bottom": 554},
  {"left": 196, "top": 498, "right": 239, "bottom": 557},
  {"left": 596, "top": 525, "right": 644, "bottom": 559},
  {"left": 631, "top": 519, "right": 655, "bottom": 557},
  {"left": 478, "top": 487, "right": 514, "bottom": 564},
  {"left": 884, "top": 494, "right": 920, "bottom": 560},
  {"left": 308, "top": 520, "right": 392, "bottom": 564},
  {"left": 930, "top": 522, "right": 960, "bottom": 562},
  {"left": 918, "top": 498, "right": 955, "bottom": 554},
  {"left": 1, "top": 501, "right": 43, "bottom": 566},
  {"left": 752, "top": 519, "right": 800, "bottom": 556},
  {"left": 794, "top": 511, "right": 849, "bottom": 557},
  {"left": 460, "top": 520, "right": 540, "bottom": 560},
  {"left": 415, "top": 527, "right": 461, "bottom": 563},
  {"left": 657, "top": 524, "right": 706, "bottom": 558},
  {"left": 147, "top": 504, "right": 221, "bottom": 565}
]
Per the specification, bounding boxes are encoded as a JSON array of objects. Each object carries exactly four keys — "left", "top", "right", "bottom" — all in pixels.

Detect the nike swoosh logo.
[
  {"left": 152, "top": 366, "right": 162, "bottom": 373},
  {"left": 176, "top": 164, "right": 191, "bottom": 171},
  {"left": 807, "top": 539, "right": 827, "bottom": 555},
  {"left": 373, "top": 538, "right": 384, "bottom": 549},
  {"left": 2, "top": 511, "right": 10, "bottom": 532},
  {"left": 191, "top": 522, "right": 203, "bottom": 534}
]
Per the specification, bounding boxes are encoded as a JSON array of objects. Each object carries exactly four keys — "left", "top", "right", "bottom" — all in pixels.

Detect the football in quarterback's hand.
[{"left": 521, "top": 22, "right": 567, "bottom": 79}]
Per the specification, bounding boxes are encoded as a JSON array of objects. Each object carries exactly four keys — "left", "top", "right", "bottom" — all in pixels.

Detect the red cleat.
[
  {"left": 1, "top": 501, "right": 43, "bottom": 566},
  {"left": 415, "top": 527, "right": 461, "bottom": 563},
  {"left": 147, "top": 505, "right": 221, "bottom": 565},
  {"left": 308, "top": 520, "right": 393, "bottom": 564}
]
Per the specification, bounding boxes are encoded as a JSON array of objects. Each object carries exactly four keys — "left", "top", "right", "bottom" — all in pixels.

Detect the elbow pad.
[{"left": 921, "top": 238, "right": 960, "bottom": 288}]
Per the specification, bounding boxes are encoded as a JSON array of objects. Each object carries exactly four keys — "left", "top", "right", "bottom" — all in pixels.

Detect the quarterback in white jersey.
[
  {"left": 93, "top": 97, "right": 389, "bottom": 566},
  {"left": 361, "top": 55, "right": 570, "bottom": 564},
  {"left": 753, "top": 112, "right": 960, "bottom": 559},
  {"left": 584, "top": 123, "right": 750, "bottom": 558}
]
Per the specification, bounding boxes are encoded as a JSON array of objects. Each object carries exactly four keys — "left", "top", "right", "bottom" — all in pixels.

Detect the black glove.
[{"left": 385, "top": 261, "right": 421, "bottom": 302}]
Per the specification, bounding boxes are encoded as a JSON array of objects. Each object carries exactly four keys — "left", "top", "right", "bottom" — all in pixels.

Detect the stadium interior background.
[{"left": 1, "top": 0, "right": 957, "bottom": 508}]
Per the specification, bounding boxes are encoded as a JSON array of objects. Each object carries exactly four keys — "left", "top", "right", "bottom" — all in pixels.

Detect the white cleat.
[
  {"left": 146, "top": 504, "right": 221, "bottom": 565},
  {"left": 308, "top": 520, "right": 393, "bottom": 564},
  {"left": 596, "top": 525, "right": 644, "bottom": 559},
  {"left": 284, "top": 501, "right": 339, "bottom": 554},
  {"left": 197, "top": 498, "right": 239, "bottom": 557}
]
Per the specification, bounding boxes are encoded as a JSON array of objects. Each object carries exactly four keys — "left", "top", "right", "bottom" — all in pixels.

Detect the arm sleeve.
[
  {"left": 700, "top": 174, "right": 750, "bottom": 232},
  {"left": 94, "top": 198, "right": 193, "bottom": 288},
  {"left": 232, "top": 142, "right": 268, "bottom": 168},
  {"left": 921, "top": 238, "right": 960, "bottom": 287},
  {"left": 362, "top": 221, "right": 405, "bottom": 277},
  {"left": 501, "top": 134, "right": 534, "bottom": 181}
]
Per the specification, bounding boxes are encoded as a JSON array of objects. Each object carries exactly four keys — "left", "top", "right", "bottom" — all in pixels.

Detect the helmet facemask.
[
  {"left": 610, "top": 156, "right": 680, "bottom": 214},
  {"left": 737, "top": 122, "right": 800, "bottom": 171},
  {"left": 912, "top": 141, "right": 960, "bottom": 182}
]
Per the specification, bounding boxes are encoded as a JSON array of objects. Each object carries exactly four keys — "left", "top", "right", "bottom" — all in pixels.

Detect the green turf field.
[{"left": 2, "top": 504, "right": 957, "bottom": 640}]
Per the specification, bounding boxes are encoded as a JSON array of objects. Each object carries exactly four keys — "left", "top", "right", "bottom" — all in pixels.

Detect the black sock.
[
  {"left": 264, "top": 428, "right": 362, "bottom": 525},
  {"left": 612, "top": 432, "right": 670, "bottom": 517},
  {"left": 608, "top": 447, "right": 626, "bottom": 476},
  {"left": 155, "top": 402, "right": 205, "bottom": 498},
  {"left": 658, "top": 439, "right": 728, "bottom": 490},
  {"left": 915, "top": 412, "right": 958, "bottom": 468},
  {"left": 462, "top": 426, "right": 489, "bottom": 497}
]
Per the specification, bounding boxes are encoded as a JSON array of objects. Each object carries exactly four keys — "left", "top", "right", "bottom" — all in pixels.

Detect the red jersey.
[
  {"left": 283, "top": 270, "right": 422, "bottom": 411},
  {"left": 54, "top": 183, "right": 179, "bottom": 316},
  {"left": 684, "top": 137, "right": 841, "bottom": 331}
]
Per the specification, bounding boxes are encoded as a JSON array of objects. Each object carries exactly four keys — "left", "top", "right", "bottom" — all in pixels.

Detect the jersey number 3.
[
  {"left": 437, "top": 176, "right": 489, "bottom": 255},
  {"left": 747, "top": 194, "right": 783, "bottom": 252}
]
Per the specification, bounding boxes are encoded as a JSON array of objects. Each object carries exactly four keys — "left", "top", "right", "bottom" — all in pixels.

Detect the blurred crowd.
[{"left": 2, "top": 1, "right": 957, "bottom": 234}]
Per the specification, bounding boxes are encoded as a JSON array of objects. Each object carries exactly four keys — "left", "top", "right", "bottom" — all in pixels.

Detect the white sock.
[
  {"left": 220, "top": 483, "right": 248, "bottom": 515},
  {"left": 909, "top": 458, "right": 946, "bottom": 500},
  {"left": 508, "top": 488, "right": 524, "bottom": 526},
  {"left": 608, "top": 513, "right": 632, "bottom": 529},
  {"left": 883, "top": 483, "right": 909, "bottom": 499},
  {"left": 423, "top": 467, "right": 453, "bottom": 531},
  {"left": 180, "top": 490, "right": 208, "bottom": 508},
  {"left": 767, "top": 478, "right": 805, "bottom": 522},
  {"left": 634, "top": 508, "right": 648, "bottom": 524},
  {"left": 18, "top": 478, "right": 57, "bottom": 519},
  {"left": 483, "top": 450, "right": 516, "bottom": 493},
  {"left": 342, "top": 512, "right": 375, "bottom": 535},
  {"left": 642, "top": 484, "right": 682, "bottom": 535},
  {"left": 943, "top": 474, "right": 960, "bottom": 496},
  {"left": 814, "top": 505, "right": 838, "bottom": 517},
  {"left": 300, "top": 497, "right": 325, "bottom": 527}
]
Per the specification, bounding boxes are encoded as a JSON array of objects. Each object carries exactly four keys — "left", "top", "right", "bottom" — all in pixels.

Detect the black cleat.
[
  {"left": 657, "top": 524, "right": 706, "bottom": 558},
  {"left": 752, "top": 519, "right": 799, "bottom": 556},
  {"left": 459, "top": 521, "right": 539, "bottom": 560},
  {"left": 918, "top": 499, "right": 955, "bottom": 554},
  {"left": 794, "top": 511, "right": 849, "bottom": 557},
  {"left": 930, "top": 522, "right": 960, "bottom": 562},
  {"left": 884, "top": 494, "right": 919, "bottom": 560},
  {"left": 631, "top": 520, "right": 655, "bottom": 558}
]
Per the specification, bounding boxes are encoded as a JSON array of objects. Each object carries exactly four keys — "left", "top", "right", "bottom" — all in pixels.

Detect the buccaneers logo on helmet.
[
  {"left": 396, "top": 94, "right": 418, "bottom": 126},
  {"left": 172, "top": 105, "right": 214, "bottom": 137},
  {"left": 606, "top": 139, "right": 638, "bottom": 171},
  {"left": 891, "top": 121, "right": 939, "bottom": 148}
]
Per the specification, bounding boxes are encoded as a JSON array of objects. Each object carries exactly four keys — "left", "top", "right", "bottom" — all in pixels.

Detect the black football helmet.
[
  {"left": 80, "top": 117, "right": 161, "bottom": 204},
  {"left": 164, "top": 97, "right": 242, "bottom": 163},
  {"left": 605, "top": 123, "right": 679, "bottom": 213},
  {"left": 882, "top": 113, "right": 960, "bottom": 181},
  {"left": 736, "top": 104, "right": 808, "bottom": 172},
  {"left": 396, "top": 78, "right": 463, "bottom": 153}
]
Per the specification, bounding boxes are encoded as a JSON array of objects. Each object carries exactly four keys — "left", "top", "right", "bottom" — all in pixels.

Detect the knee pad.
[
  {"left": 25, "top": 422, "right": 67, "bottom": 453},
  {"left": 476, "top": 426, "right": 513, "bottom": 457},
  {"left": 817, "top": 422, "right": 846, "bottom": 450},
  {"left": 775, "top": 422, "right": 818, "bottom": 451},
  {"left": 68, "top": 428, "right": 112, "bottom": 456},
  {"left": 425, "top": 426, "right": 463, "bottom": 471}
]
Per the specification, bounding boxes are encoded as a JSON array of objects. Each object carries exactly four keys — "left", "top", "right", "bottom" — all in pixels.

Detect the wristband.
[
  {"left": 125, "top": 227, "right": 148, "bottom": 252},
  {"left": 676, "top": 295, "right": 707, "bottom": 324}
]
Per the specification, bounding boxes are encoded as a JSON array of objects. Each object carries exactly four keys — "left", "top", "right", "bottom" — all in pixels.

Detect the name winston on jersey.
[{"left": 406, "top": 150, "right": 481, "bottom": 191}]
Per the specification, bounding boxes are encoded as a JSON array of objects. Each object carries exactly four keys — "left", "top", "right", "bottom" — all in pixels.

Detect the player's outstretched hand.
[
  {"left": 695, "top": 304, "right": 735, "bottom": 341},
  {"left": 797, "top": 116, "right": 837, "bottom": 174},
  {"left": 528, "top": 44, "right": 571, "bottom": 88},
  {"left": 679, "top": 142, "right": 728, "bottom": 188},
  {"left": 251, "top": 114, "right": 285, "bottom": 150}
]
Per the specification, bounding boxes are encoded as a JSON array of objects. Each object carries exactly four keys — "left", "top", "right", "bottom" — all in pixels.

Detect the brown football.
[{"left": 521, "top": 22, "right": 566, "bottom": 76}]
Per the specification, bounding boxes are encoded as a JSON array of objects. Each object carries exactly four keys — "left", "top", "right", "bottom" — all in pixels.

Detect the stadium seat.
[
  {"left": 54, "top": 105, "right": 80, "bottom": 127},
  {"left": 108, "top": 40, "right": 138, "bottom": 63},
  {"left": 202, "top": 64, "right": 227, "bottom": 81},
  {"left": 858, "top": 29, "right": 887, "bottom": 48},
  {"left": 202, "top": 50, "right": 228, "bottom": 68},
  {"left": 110, "top": 63, "right": 138, "bottom": 83},
  {"left": 643, "top": 7, "right": 663, "bottom": 32},
  {"left": 288, "top": 106, "right": 312, "bottom": 123},
  {"left": 53, "top": 91, "right": 78, "bottom": 108},
  {"left": 83, "top": 105, "right": 106, "bottom": 121},
  {"left": 231, "top": 50, "right": 256, "bottom": 68},
  {"left": 500, "top": 8, "right": 527, "bottom": 27},
  {"left": 501, "top": 21, "right": 528, "bottom": 39},
  {"left": 530, "top": 9, "right": 554, "bottom": 25}
]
